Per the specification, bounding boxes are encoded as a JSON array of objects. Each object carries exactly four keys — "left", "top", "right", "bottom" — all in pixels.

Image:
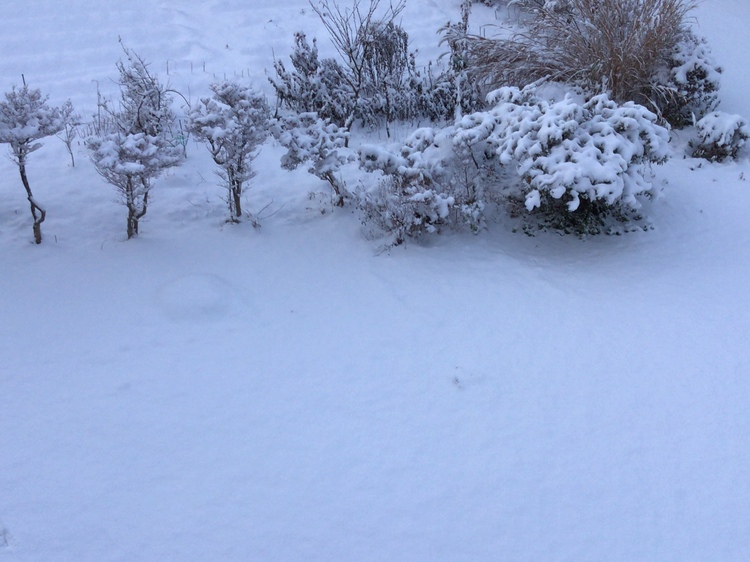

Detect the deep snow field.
[{"left": 2, "top": 1, "right": 750, "bottom": 561}]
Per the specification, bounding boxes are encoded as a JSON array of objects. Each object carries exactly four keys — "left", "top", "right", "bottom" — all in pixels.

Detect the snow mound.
[{"left": 156, "top": 273, "right": 241, "bottom": 322}]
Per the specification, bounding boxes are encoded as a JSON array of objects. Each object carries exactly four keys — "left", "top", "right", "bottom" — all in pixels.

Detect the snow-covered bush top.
[
  {"left": 0, "top": 85, "right": 70, "bottom": 155},
  {"left": 362, "top": 126, "right": 462, "bottom": 180},
  {"left": 454, "top": 86, "right": 671, "bottom": 212},
  {"left": 671, "top": 33, "right": 722, "bottom": 91},
  {"left": 691, "top": 111, "right": 749, "bottom": 162},
  {"left": 87, "top": 132, "right": 182, "bottom": 179},
  {"left": 273, "top": 112, "right": 349, "bottom": 174}
]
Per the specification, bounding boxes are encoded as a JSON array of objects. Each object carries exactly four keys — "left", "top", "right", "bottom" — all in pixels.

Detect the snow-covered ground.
[{"left": 2, "top": 1, "right": 750, "bottom": 561}]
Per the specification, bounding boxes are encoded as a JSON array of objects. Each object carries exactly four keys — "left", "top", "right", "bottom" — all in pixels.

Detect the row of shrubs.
[{"left": 1, "top": 0, "right": 747, "bottom": 246}]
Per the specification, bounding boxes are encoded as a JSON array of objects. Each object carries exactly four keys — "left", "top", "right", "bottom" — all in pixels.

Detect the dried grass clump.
[{"left": 466, "top": 0, "right": 697, "bottom": 106}]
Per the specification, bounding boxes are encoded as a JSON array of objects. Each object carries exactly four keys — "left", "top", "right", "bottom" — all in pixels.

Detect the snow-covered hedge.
[{"left": 691, "top": 111, "right": 749, "bottom": 162}]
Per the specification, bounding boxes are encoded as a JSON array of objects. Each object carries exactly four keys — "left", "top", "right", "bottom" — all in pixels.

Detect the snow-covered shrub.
[
  {"left": 270, "top": 32, "right": 323, "bottom": 114},
  {"left": 272, "top": 112, "right": 352, "bottom": 206},
  {"left": 358, "top": 84, "right": 670, "bottom": 239},
  {"left": 358, "top": 141, "right": 450, "bottom": 245},
  {"left": 86, "top": 44, "right": 184, "bottom": 239},
  {"left": 691, "top": 111, "right": 749, "bottom": 162},
  {"left": 0, "top": 83, "right": 71, "bottom": 244},
  {"left": 412, "top": 62, "right": 464, "bottom": 122},
  {"left": 273, "top": 1, "right": 470, "bottom": 131},
  {"left": 454, "top": 86, "right": 671, "bottom": 234},
  {"left": 357, "top": 19, "right": 418, "bottom": 136},
  {"left": 189, "top": 81, "right": 271, "bottom": 221},
  {"left": 308, "top": 0, "right": 408, "bottom": 132},
  {"left": 358, "top": 125, "right": 492, "bottom": 244},
  {"left": 356, "top": 165, "right": 455, "bottom": 247},
  {"left": 269, "top": 32, "right": 352, "bottom": 128},
  {"left": 437, "top": 1, "right": 486, "bottom": 119},
  {"left": 302, "top": 0, "right": 454, "bottom": 133},
  {"left": 394, "top": 126, "right": 492, "bottom": 233},
  {"left": 658, "top": 30, "right": 721, "bottom": 127}
]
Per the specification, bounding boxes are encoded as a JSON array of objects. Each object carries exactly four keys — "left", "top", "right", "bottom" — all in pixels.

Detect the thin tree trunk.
[
  {"left": 127, "top": 205, "right": 136, "bottom": 239},
  {"left": 128, "top": 203, "right": 146, "bottom": 238},
  {"left": 67, "top": 144, "right": 75, "bottom": 167},
  {"left": 322, "top": 171, "right": 344, "bottom": 207},
  {"left": 126, "top": 178, "right": 136, "bottom": 239},
  {"left": 125, "top": 178, "right": 149, "bottom": 239},
  {"left": 18, "top": 157, "right": 45, "bottom": 244},
  {"left": 133, "top": 182, "right": 149, "bottom": 236},
  {"left": 232, "top": 181, "right": 242, "bottom": 218},
  {"left": 226, "top": 168, "right": 242, "bottom": 220}
]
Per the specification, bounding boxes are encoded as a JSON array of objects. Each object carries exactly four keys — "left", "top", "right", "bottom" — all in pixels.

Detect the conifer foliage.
[{"left": 270, "top": 32, "right": 352, "bottom": 128}]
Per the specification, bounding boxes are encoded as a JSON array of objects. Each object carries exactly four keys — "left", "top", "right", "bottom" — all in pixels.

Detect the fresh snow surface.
[{"left": 2, "top": 1, "right": 750, "bottom": 561}]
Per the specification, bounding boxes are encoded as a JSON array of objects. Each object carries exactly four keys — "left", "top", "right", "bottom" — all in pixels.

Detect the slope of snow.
[{"left": 1, "top": 2, "right": 749, "bottom": 561}]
